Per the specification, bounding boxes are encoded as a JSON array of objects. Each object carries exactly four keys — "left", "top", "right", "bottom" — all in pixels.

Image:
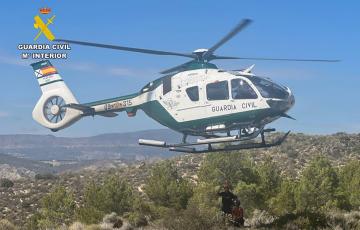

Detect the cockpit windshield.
[{"left": 249, "top": 76, "right": 289, "bottom": 99}]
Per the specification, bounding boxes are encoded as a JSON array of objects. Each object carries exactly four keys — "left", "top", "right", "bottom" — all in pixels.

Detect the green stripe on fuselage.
[{"left": 140, "top": 100, "right": 276, "bottom": 134}]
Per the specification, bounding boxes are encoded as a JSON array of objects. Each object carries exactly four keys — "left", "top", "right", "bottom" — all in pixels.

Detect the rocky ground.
[{"left": 0, "top": 132, "right": 360, "bottom": 227}]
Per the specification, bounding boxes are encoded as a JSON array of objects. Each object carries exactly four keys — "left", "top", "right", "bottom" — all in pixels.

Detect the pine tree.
[
  {"left": 145, "top": 161, "right": 193, "bottom": 209},
  {"left": 295, "top": 156, "right": 339, "bottom": 212}
]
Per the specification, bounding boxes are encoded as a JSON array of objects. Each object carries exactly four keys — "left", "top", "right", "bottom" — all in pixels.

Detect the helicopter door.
[
  {"left": 230, "top": 78, "right": 258, "bottom": 118},
  {"left": 205, "top": 80, "right": 232, "bottom": 118},
  {"left": 175, "top": 85, "right": 204, "bottom": 122}
]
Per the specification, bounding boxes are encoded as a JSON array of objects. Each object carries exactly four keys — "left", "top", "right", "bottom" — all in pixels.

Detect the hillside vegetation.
[{"left": 0, "top": 132, "right": 360, "bottom": 229}]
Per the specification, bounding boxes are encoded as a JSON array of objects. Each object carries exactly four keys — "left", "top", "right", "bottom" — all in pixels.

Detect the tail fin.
[{"left": 31, "top": 60, "right": 81, "bottom": 132}]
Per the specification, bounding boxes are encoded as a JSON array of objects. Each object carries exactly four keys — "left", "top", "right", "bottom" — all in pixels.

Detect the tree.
[
  {"left": 76, "top": 181, "right": 105, "bottom": 224},
  {"left": 145, "top": 161, "right": 193, "bottom": 209},
  {"left": 338, "top": 160, "right": 360, "bottom": 209},
  {"left": 256, "top": 157, "right": 282, "bottom": 202},
  {"left": 235, "top": 181, "right": 263, "bottom": 215},
  {"left": 37, "top": 186, "right": 76, "bottom": 228},
  {"left": 101, "top": 175, "right": 134, "bottom": 214},
  {"left": 198, "top": 152, "right": 258, "bottom": 187},
  {"left": 269, "top": 179, "right": 296, "bottom": 216},
  {"left": 295, "top": 156, "right": 339, "bottom": 212},
  {"left": 0, "top": 178, "right": 14, "bottom": 188},
  {"left": 77, "top": 175, "right": 134, "bottom": 224},
  {"left": 232, "top": 157, "right": 282, "bottom": 213}
]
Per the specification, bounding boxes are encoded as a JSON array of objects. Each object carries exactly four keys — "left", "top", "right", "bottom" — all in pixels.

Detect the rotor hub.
[
  {"left": 43, "top": 96, "right": 67, "bottom": 123},
  {"left": 50, "top": 105, "right": 60, "bottom": 115},
  {"left": 192, "top": 48, "right": 208, "bottom": 54}
]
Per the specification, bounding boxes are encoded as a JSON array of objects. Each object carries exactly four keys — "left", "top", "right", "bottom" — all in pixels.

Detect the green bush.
[
  {"left": 77, "top": 175, "right": 134, "bottom": 224},
  {"left": 338, "top": 160, "right": 360, "bottom": 209},
  {"left": 255, "top": 156, "right": 282, "bottom": 202},
  {"left": 127, "top": 211, "right": 147, "bottom": 227},
  {"left": 0, "top": 178, "right": 14, "bottom": 188},
  {"left": 269, "top": 179, "right": 296, "bottom": 216},
  {"left": 35, "top": 173, "right": 58, "bottom": 180},
  {"left": 145, "top": 161, "right": 193, "bottom": 209},
  {"left": 198, "top": 152, "right": 258, "bottom": 186},
  {"left": 26, "top": 186, "right": 76, "bottom": 229},
  {"left": 162, "top": 202, "right": 224, "bottom": 230},
  {"left": 295, "top": 156, "right": 339, "bottom": 212},
  {"left": 235, "top": 181, "right": 263, "bottom": 215}
]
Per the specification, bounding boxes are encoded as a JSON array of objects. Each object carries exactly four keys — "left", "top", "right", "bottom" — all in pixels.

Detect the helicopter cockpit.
[{"left": 246, "top": 76, "right": 289, "bottom": 99}]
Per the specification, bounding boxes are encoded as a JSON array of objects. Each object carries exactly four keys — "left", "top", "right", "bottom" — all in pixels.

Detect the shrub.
[
  {"left": 68, "top": 221, "right": 85, "bottom": 230},
  {"left": 0, "top": 178, "right": 14, "bottom": 188},
  {"left": 338, "top": 160, "right": 360, "bottom": 209},
  {"left": 269, "top": 179, "right": 296, "bottom": 216},
  {"left": 295, "top": 156, "right": 339, "bottom": 212},
  {"left": 255, "top": 156, "right": 282, "bottom": 202},
  {"left": 198, "top": 152, "right": 258, "bottom": 186},
  {"left": 127, "top": 211, "right": 147, "bottom": 227},
  {"left": 145, "top": 161, "right": 193, "bottom": 209},
  {"left": 0, "top": 219, "right": 16, "bottom": 230},
  {"left": 35, "top": 173, "right": 58, "bottom": 180},
  {"left": 162, "top": 202, "right": 224, "bottom": 230},
  {"left": 37, "top": 186, "right": 76, "bottom": 228},
  {"left": 77, "top": 176, "right": 134, "bottom": 224}
]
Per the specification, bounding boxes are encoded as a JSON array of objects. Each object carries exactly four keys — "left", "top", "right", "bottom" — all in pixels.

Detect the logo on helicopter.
[{"left": 211, "top": 102, "right": 256, "bottom": 112}]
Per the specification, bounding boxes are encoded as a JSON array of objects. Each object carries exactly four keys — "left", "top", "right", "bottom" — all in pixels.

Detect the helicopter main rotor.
[{"left": 54, "top": 18, "right": 339, "bottom": 74}]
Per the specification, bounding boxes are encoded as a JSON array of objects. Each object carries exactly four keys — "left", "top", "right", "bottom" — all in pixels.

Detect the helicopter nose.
[
  {"left": 286, "top": 87, "right": 295, "bottom": 110},
  {"left": 266, "top": 88, "right": 295, "bottom": 113}
]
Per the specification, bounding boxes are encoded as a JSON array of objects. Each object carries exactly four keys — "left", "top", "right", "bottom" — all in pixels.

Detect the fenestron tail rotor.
[
  {"left": 54, "top": 18, "right": 339, "bottom": 74},
  {"left": 43, "top": 96, "right": 67, "bottom": 123}
]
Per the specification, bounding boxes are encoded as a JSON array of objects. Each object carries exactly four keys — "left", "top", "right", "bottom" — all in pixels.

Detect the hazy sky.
[{"left": 0, "top": 1, "right": 359, "bottom": 136}]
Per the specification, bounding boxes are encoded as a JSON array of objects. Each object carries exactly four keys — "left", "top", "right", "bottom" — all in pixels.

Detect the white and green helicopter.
[{"left": 31, "top": 19, "right": 337, "bottom": 153}]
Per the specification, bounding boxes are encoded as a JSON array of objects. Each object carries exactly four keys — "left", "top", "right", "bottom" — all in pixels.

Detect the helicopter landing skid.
[{"left": 138, "top": 130, "right": 290, "bottom": 154}]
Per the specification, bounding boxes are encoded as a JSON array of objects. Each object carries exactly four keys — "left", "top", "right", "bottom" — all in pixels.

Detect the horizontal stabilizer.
[
  {"left": 98, "top": 112, "right": 118, "bottom": 117},
  {"left": 64, "top": 103, "right": 95, "bottom": 115}
]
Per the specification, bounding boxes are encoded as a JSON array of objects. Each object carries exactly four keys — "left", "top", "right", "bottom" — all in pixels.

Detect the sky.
[{"left": 0, "top": 1, "right": 359, "bottom": 136}]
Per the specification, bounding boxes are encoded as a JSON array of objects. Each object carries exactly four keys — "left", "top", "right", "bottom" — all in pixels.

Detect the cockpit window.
[
  {"left": 186, "top": 86, "right": 199, "bottom": 101},
  {"left": 163, "top": 76, "right": 172, "bottom": 95},
  {"left": 231, "top": 79, "right": 258, "bottom": 99},
  {"left": 250, "top": 76, "right": 288, "bottom": 99},
  {"left": 206, "top": 81, "right": 229, "bottom": 100}
]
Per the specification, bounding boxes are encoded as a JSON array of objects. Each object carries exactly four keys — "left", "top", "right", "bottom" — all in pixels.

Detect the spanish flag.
[{"left": 41, "top": 66, "right": 57, "bottom": 76}]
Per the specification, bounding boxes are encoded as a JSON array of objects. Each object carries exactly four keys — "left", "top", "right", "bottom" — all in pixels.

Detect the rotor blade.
[
  {"left": 203, "top": 19, "right": 252, "bottom": 60},
  {"left": 234, "top": 57, "right": 340, "bottom": 62},
  {"left": 54, "top": 39, "right": 195, "bottom": 58},
  {"left": 160, "top": 60, "right": 194, "bottom": 74},
  {"left": 209, "top": 55, "right": 241, "bottom": 60}
]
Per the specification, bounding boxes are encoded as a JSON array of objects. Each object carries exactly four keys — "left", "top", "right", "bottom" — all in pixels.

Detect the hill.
[{"left": 1, "top": 131, "right": 360, "bottom": 228}]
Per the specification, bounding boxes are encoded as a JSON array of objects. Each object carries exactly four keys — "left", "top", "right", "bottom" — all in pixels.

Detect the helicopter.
[{"left": 30, "top": 19, "right": 338, "bottom": 153}]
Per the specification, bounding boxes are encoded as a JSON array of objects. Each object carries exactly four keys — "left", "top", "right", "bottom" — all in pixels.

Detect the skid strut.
[{"left": 139, "top": 129, "right": 290, "bottom": 153}]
